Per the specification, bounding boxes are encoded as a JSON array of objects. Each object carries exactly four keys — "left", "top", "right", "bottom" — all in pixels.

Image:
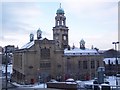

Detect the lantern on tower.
[
  {"left": 80, "top": 39, "right": 85, "bottom": 49},
  {"left": 30, "top": 33, "right": 34, "bottom": 42},
  {"left": 37, "top": 28, "right": 42, "bottom": 39}
]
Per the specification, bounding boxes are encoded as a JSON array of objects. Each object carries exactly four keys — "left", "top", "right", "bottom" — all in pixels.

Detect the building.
[
  {"left": 103, "top": 49, "right": 120, "bottom": 75},
  {"left": 0, "top": 46, "right": 2, "bottom": 64},
  {"left": 12, "top": 5, "right": 104, "bottom": 84}
]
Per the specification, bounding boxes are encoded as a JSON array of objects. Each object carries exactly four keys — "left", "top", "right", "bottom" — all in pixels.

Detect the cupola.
[
  {"left": 37, "top": 28, "right": 42, "bottom": 39},
  {"left": 80, "top": 39, "right": 85, "bottom": 49},
  {"left": 56, "top": 3, "right": 64, "bottom": 14},
  {"left": 30, "top": 33, "right": 34, "bottom": 42},
  {"left": 56, "top": 8, "right": 64, "bottom": 14}
]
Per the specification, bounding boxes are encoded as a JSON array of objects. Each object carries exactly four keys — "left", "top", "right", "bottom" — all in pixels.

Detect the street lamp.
[
  {"left": 5, "top": 45, "right": 14, "bottom": 90},
  {"left": 112, "top": 42, "right": 119, "bottom": 51},
  {"left": 112, "top": 41, "right": 119, "bottom": 87},
  {"left": 112, "top": 42, "right": 119, "bottom": 64}
]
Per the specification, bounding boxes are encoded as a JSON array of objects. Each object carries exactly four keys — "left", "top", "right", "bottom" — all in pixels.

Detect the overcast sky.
[{"left": 1, "top": 0, "right": 119, "bottom": 50}]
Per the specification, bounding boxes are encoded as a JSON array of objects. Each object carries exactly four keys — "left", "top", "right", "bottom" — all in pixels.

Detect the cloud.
[
  {"left": 2, "top": 0, "right": 61, "bottom": 2},
  {"left": 2, "top": 3, "right": 43, "bottom": 36},
  {"left": 1, "top": 1, "right": 118, "bottom": 50},
  {"left": 63, "top": 1, "right": 118, "bottom": 19},
  {"left": 2, "top": 2, "right": 43, "bottom": 26}
]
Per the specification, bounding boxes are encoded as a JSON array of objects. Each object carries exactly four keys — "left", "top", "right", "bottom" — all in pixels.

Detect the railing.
[{"left": 77, "top": 84, "right": 120, "bottom": 90}]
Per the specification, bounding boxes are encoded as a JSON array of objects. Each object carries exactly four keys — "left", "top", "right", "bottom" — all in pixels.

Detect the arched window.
[{"left": 41, "top": 48, "right": 50, "bottom": 59}]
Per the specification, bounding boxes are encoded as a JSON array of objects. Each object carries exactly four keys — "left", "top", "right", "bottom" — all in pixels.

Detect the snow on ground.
[
  {"left": 105, "top": 76, "right": 116, "bottom": 86},
  {"left": 83, "top": 80, "right": 94, "bottom": 85},
  {"left": 11, "top": 76, "right": 117, "bottom": 89},
  {"left": 1, "top": 64, "right": 118, "bottom": 88},
  {"left": 12, "top": 82, "right": 47, "bottom": 88},
  {"left": 30, "top": 83, "right": 47, "bottom": 88},
  {"left": 82, "top": 76, "right": 116, "bottom": 86}
]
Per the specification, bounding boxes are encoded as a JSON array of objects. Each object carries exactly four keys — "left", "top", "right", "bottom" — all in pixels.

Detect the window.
[
  {"left": 62, "top": 35, "right": 67, "bottom": 41},
  {"left": 63, "top": 36, "right": 66, "bottom": 40},
  {"left": 91, "top": 61, "right": 95, "bottom": 69},
  {"left": 20, "top": 55, "right": 22, "bottom": 69},
  {"left": 83, "top": 61, "right": 87, "bottom": 69},
  {"left": 41, "top": 48, "right": 50, "bottom": 59},
  {"left": 78, "top": 61, "right": 81, "bottom": 69},
  {"left": 97, "top": 61, "right": 99, "bottom": 68},
  {"left": 40, "top": 63, "right": 51, "bottom": 68}
]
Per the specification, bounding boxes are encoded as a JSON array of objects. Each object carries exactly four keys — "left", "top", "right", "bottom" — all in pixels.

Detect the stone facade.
[
  {"left": 12, "top": 6, "right": 104, "bottom": 84},
  {"left": 103, "top": 49, "right": 120, "bottom": 76}
]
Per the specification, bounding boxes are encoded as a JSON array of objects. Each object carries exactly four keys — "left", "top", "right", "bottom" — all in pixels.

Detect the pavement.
[
  {"left": 1, "top": 77, "right": 17, "bottom": 90},
  {"left": 2, "top": 88, "right": 64, "bottom": 90}
]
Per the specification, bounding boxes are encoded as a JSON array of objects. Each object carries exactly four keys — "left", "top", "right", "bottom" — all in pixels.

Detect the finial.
[
  {"left": 72, "top": 43, "right": 75, "bottom": 49},
  {"left": 60, "top": 3, "right": 61, "bottom": 8}
]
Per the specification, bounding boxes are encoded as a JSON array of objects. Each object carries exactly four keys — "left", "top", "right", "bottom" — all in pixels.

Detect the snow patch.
[
  {"left": 21, "top": 41, "right": 34, "bottom": 49},
  {"left": 64, "top": 48, "right": 99, "bottom": 56},
  {"left": 12, "top": 82, "right": 47, "bottom": 88},
  {"left": 103, "top": 58, "right": 120, "bottom": 64}
]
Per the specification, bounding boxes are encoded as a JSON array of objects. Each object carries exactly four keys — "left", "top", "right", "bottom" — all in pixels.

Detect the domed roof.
[
  {"left": 80, "top": 39, "right": 85, "bottom": 44},
  {"left": 37, "top": 28, "right": 42, "bottom": 33},
  {"left": 56, "top": 8, "right": 64, "bottom": 14}
]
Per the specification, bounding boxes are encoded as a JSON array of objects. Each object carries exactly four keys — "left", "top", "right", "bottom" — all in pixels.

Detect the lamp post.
[
  {"left": 5, "top": 46, "right": 8, "bottom": 90},
  {"left": 112, "top": 42, "right": 119, "bottom": 52},
  {"left": 112, "top": 42, "right": 119, "bottom": 65},
  {"left": 112, "top": 42, "right": 119, "bottom": 87},
  {"left": 5, "top": 45, "right": 14, "bottom": 90}
]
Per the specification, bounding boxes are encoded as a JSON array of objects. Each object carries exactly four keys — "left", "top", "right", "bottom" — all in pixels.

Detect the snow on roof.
[
  {"left": 103, "top": 58, "right": 120, "bottom": 64},
  {"left": 21, "top": 41, "right": 34, "bottom": 49},
  {"left": 64, "top": 48, "right": 99, "bottom": 56}
]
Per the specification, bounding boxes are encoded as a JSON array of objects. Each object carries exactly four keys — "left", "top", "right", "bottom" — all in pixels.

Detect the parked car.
[
  {"left": 49, "top": 79, "right": 58, "bottom": 83},
  {"left": 66, "top": 78, "right": 75, "bottom": 82}
]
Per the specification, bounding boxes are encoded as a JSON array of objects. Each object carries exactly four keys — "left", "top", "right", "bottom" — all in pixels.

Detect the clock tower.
[{"left": 53, "top": 4, "right": 69, "bottom": 50}]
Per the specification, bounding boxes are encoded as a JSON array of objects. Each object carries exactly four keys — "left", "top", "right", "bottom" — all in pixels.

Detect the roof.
[
  {"left": 37, "top": 28, "right": 42, "bottom": 33},
  {"left": 56, "top": 8, "right": 64, "bottom": 14},
  {"left": 103, "top": 58, "right": 120, "bottom": 64},
  {"left": 64, "top": 48, "right": 99, "bottom": 56},
  {"left": 80, "top": 39, "right": 85, "bottom": 44},
  {"left": 20, "top": 38, "right": 50, "bottom": 49},
  {"left": 21, "top": 41, "right": 34, "bottom": 49}
]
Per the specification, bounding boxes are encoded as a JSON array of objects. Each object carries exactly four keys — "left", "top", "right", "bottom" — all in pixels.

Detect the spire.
[
  {"left": 56, "top": 3, "right": 64, "bottom": 14},
  {"left": 60, "top": 3, "right": 61, "bottom": 8}
]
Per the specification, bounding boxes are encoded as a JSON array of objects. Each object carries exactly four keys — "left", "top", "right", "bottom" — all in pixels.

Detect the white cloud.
[{"left": 1, "top": 1, "right": 118, "bottom": 50}]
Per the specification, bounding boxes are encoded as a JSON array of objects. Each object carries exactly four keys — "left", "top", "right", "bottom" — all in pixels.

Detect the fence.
[{"left": 77, "top": 84, "right": 120, "bottom": 90}]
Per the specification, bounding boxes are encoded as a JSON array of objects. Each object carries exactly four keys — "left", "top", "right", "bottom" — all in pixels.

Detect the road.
[
  {"left": 2, "top": 87, "right": 63, "bottom": 90},
  {"left": 1, "top": 77, "right": 17, "bottom": 90},
  {"left": 1, "top": 77, "right": 63, "bottom": 90}
]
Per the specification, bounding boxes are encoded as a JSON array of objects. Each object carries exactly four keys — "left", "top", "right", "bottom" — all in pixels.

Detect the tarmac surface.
[{"left": 2, "top": 88, "right": 64, "bottom": 90}]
